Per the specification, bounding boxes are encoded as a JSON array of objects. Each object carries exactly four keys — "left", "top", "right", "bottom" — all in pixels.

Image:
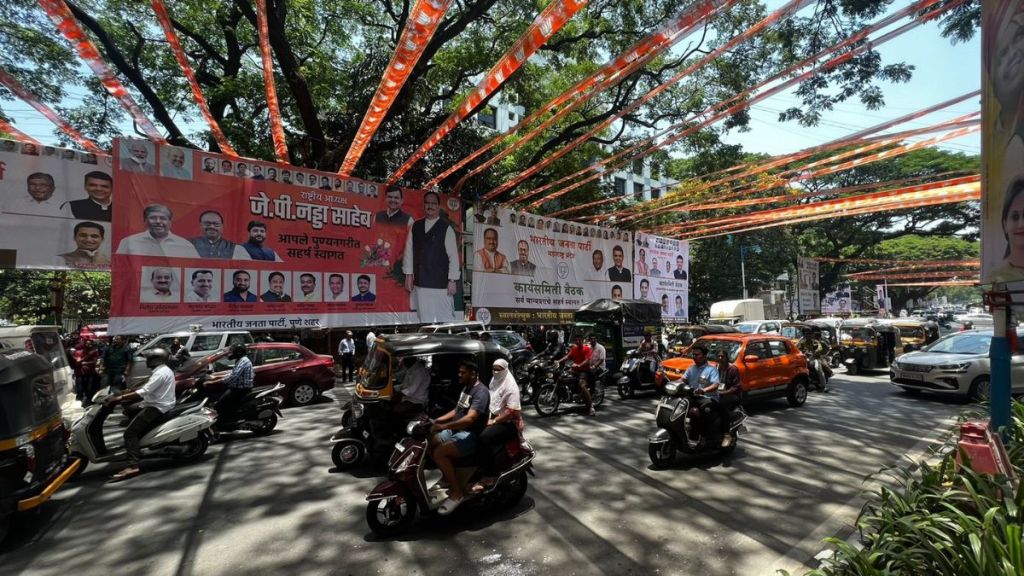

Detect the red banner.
[{"left": 109, "top": 139, "right": 464, "bottom": 334}]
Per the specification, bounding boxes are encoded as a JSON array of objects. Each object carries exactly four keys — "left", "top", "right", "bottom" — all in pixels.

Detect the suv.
[
  {"left": 661, "top": 334, "right": 811, "bottom": 407},
  {"left": 128, "top": 331, "right": 253, "bottom": 385},
  {"left": 418, "top": 321, "right": 487, "bottom": 334}
]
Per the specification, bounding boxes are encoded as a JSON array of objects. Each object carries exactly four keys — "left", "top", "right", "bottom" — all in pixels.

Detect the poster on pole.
[
  {"left": 981, "top": 0, "right": 1024, "bottom": 283},
  {"left": 470, "top": 206, "right": 633, "bottom": 324},
  {"left": 796, "top": 257, "right": 820, "bottom": 315},
  {"left": 109, "top": 139, "right": 463, "bottom": 334},
  {"left": 0, "top": 138, "right": 113, "bottom": 270},
  {"left": 821, "top": 283, "right": 852, "bottom": 315},
  {"left": 633, "top": 232, "right": 689, "bottom": 322}
]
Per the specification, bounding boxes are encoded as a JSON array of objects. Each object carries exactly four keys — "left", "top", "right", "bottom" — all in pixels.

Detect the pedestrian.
[
  {"left": 98, "top": 335, "right": 133, "bottom": 394},
  {"left": 338, "top": 331, "right": 356, "bottom": 381}
]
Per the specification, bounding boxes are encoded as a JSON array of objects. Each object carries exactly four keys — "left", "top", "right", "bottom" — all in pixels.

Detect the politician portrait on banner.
[{"left": 633, "top": 232, "right": 690, "bottom": 322}]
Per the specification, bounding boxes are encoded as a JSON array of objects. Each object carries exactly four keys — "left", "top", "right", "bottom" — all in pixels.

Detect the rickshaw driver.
[{"left": 392, "top": 356, "right": 430, "bottom": 419}]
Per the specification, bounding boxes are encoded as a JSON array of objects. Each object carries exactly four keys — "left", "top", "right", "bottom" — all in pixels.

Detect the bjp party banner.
[
  {"left": 0, "top": 138, "right": 113, "bottom": 270},
  {"left": 797, "top": 256, "right": 821, "bottom": 315},
  {"left": 633, "top": 232, "right": 690, "bottom": 322},
  {"left": 982, "top": 0, "right": 1024, "bottom": 283},
  {"left": 470, "top": 206, "right": 634, "bottom": 324},
  {"left": 109, "top": 139, "right": 463, "bottom": 334}
]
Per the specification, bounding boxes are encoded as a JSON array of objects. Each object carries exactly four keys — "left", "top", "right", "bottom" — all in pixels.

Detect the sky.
[{"left": 2, "top": 3, "right": 982, "bottom": 162}]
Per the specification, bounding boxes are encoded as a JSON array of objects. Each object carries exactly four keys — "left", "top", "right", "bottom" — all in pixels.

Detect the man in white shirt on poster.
[
  {"left": 116, "top": 204, "right": 200, "bottom": 258},
  {"left": 403, "top": 191, "right": 459, "bottom": 323}
]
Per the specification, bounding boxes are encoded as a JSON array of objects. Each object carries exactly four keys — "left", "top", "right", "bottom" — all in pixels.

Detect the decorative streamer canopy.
[{"left": 0, "top": 68, "right": 103, "bottom": 153}]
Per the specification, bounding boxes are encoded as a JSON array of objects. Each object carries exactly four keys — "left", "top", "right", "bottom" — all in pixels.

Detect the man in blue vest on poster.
[{"left": 403, "top": 191, "right": 459, "bottom": 323}]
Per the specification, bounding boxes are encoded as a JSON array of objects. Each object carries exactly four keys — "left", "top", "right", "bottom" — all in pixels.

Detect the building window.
[
  {"left": 508, "top": 111, "right": 515, "bottom": 121},
  {"left": 632, "top": 159, "right": 643, "bottom": 176},
  {"left": 478, "top": 106, "right": 496, "bottom": 129},
  {"left": 633, "top": 182, "right": 644, "bottom": 200},
  {"left": 651, "top": 186, "right": 661, "bottom": 200},
  {"left": 614, "top": 177, "right": 626, "bottom": 196}
]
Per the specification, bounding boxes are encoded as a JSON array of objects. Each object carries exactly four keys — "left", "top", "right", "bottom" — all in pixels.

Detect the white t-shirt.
[{"left": 136, "top": 364, "right": 177, "bottom": 413}]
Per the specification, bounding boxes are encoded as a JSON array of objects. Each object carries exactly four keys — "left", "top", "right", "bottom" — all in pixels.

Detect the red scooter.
[{"left": 365, "top": 418, "right": 535, "bottom": 536}]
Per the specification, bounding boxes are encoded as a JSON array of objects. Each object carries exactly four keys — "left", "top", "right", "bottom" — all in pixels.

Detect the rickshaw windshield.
[
  {"left": 780, "top": 326, "right": 803, "bottom": 339},
  {"left": 0, "top": 374, "right": 61, "bottom": 437},
  {"left": 900, "top": 327, "right": 927, "bottom": 341},
  {"left": 685, "top": 340, "right": 741, "bottom": 362},
  {"left": 361, "top": 346, "right": 392, "bottom": 390},
  {"left": 840, "top": 327, "right": 874, "bottom": 343}
]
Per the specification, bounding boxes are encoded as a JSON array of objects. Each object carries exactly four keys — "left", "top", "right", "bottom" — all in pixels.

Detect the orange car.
[{"left": 659, "top": 334, "right": 811, "bottom": 407}]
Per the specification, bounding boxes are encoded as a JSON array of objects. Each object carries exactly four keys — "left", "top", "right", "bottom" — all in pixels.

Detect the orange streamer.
[
  {"left": 0, "top": 117, "right": 40, "bottom": 144},
  {"left": 0, "top": 68, "right": 102, "bottom": 153},
  {"left": 255, "top": 0, "right": 289, "bottom": 163}
]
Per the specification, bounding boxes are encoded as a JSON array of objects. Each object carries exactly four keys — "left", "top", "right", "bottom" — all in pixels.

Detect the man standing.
[
  {"left": 326, "top": 273, "right": 347, "bottom": 301},
  {"left": 240, "top": 220, "right": 282, "bottom": 261},
  {"left": 674, "top": 255, "right": 688, "bottom": 280},
  {"left": 337, "top": 331, "right": 355, "bottom": 381},
  {"left": 185, "top": 269, "right": 218, "bottom": 302},
  {"left": 98, "top": 335, "right": 133, "bottom": 393},
  {"left": 61, "top": 171, "right": 113, "bottom": 221},
  {"left": 105, "top": 348, "right": 176, "bottom": 481},
  {"left": 120, "top": 140, "right": 155, "bottom": 174},
  {"left": 260, "top": 272, "right": 292, "bottom": 302},
  {"left": 510, "top": 240, "right": 536, "bottom": 276},
  {"left": 430, "top": 361, "right": 489, "bottom": 515},
  {"left": 116, "top": 204, "right": 200, "bottom": 258},
  {"left": 3, "top": 172, "right": 68, "bottom": 217},
  {"left": 160, "top": 148, "right": 191, "bottom": 179},
  {"left": 297, "top": 273, "right": 320, "bottom": 302},
  {"left": 607, "top": 245, "right": 632, "bottom": 281},
  {"left": 224, "top": 270, "right": 258, "bottom": 302},
  {"left": 58, "top": 221, "right": 109, "bottom": 267},
  {"left": 190, "top": 210, "right": 250, "bottom": 259},
  {"left": 404, "top": 191, "right": 459, "bottom": 323},
  {"left": 376, "top": 187, "right": 411, "bottom": 227},
  {"left": 352, "top": 275, "right": 376, "bottom": 302},
  {"left": 474, "top": 227, "right": 510, "bottom": 273},
  {"left": 141, "top": 267, "right": 178, "bottom": 302}
]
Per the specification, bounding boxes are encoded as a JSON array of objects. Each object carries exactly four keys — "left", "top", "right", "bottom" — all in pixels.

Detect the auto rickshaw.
[
  {"left": 571, "top": 299, "right": 663, "bottom": 369},
  {"left": 885, "top": 320, "right": 930, "bottom": 352},
  {"left": 331, "top": 334, "right": 508, "bottom": 469},
  {"left": 838, "top": 319, "right": 901, "bottom": 375},
  {"left": 0, "top": 348, "right": 82, "bottom": 543}
]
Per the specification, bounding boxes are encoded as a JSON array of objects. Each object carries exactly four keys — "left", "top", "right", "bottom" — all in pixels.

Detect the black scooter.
[
  {"left": 647, "top": 373, "right": 747, "bottom": 469},
  {"left": 181, "top": 376, "right": 285, "bottom": 437},
  {"left": 616, "top": 349, "right": 661, "bottom": 398},
  {"left": 534, "top": 360, "right": 606, "bottom": 416}
]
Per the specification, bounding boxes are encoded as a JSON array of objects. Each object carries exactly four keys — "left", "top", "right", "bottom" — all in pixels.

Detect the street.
[{"left": 2, "top": 370, "right": 970, "bottom": 576}]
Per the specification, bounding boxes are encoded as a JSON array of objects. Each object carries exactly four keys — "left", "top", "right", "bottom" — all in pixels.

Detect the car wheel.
[
  {"left": 969, "top": 376, "right": 991, "bottom": 403},
  {"left": 366, "top": 491, "right": 416, "bottom": 537},
  {"left": 332, "top": 439, "right": 366, "bottom": 470},
  {"left": 289, "top": 381, "right": 318, "bottom": 406},
  {"left": 534, "top": 384, "right": 559, "bottom": 417},
  {"left": 787, "top": 379, "right": 808, "bottom": 407},
  {"left": 648, "top": 441, "right": 676, "bottom": 469}
]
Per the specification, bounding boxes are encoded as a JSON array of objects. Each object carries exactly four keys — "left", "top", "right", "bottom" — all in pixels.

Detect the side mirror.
[{"left": 743, "top": 354, "right": 760, "bottom": 363}]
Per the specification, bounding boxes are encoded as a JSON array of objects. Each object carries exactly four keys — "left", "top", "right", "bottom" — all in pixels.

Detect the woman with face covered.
[{"left": 472, "top": 358, "right": 524, "bottom": 493}]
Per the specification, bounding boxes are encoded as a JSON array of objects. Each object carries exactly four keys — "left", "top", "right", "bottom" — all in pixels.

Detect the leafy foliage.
[{"left": 0, "top": 270, "right": 111, "bottom": 325}]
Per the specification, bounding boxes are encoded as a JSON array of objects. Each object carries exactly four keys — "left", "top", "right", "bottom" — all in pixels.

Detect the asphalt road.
[{"left": 2, "top": 370, "right": 972, "bottom": 576}]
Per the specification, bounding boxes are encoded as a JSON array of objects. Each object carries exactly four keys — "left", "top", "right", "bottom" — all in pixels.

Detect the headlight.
[
  {"left": 936, "top": 362, "right": 972, "bottom": 373},
  {"left": 665, "top": 381, "right": 679, "bottom": 395},
  {"left": 394, "top": 450, "right": 417, "bottom": 474},
  {"left": 351, "top": 402, "right": 365, "bottom": 419},
  {"left": 672, "top": 400, "right": 687, "bottom": 420}
]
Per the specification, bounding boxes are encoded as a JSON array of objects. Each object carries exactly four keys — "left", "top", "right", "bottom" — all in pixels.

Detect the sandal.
[
  {"left": 109, "top": 466, "right": 141, "bottom": 482},
  {"left": 438, "top": 495, "right": 463, "bottom": 516}
]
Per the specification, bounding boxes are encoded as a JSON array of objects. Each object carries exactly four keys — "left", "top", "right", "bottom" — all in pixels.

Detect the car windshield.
[
  {"left": 926, "top": 332, "right": 992, "bottom": 355},
  {"left": 685, "top": 339, "right": 741, "bottom": 362},
  {"left": 734, "top": 324, "right": 757, "bottom": 334},
  {"left": 361, "top": 347, "right": 392, "bottom": 390}
]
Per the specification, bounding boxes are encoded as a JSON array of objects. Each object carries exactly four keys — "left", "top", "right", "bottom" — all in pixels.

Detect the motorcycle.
[
  {"left": 647, "top": 373, "right": 747, "bottom": 469},
  {"left": 180, "top": 377, "right": 285, "bottom": 437},
  {"left": 69, "top": 384, "right": 217, "bottom": 475},
  {"left": 517, "top": 352, "right": 559, "bottom": 404},
  {"left": 365, "top": 418, "right": 535, "bottom": 537},
  {"left": 806, "top": 356, "right": 831, "bottom": 391},
  {"left": 616, "top": 349, "right": 661, "bottom": 399},
  {"left": 533, "top": 360, "right": 607, "bottom": 416}
]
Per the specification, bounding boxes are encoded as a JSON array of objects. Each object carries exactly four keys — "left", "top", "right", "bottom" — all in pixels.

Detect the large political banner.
[
  {"left": 796, "top": 257, "right": 820, "bottom": 314},
  {"left": 109, "top": 139, "right": 463, "bottom": 334},
  {"left": 0, "top": 138, "right": 113, "bottom": 270},
  {"left": 821, "top": 283, "right": 852, "bottom": 315},
  {"left": 470, "top": 206, "right": 633, "bottom": 324},
  {"left": 982, "top": 0, "right": 1024, "bottom": 283},
  {"left": 633, "top": 232, "right": 689, "bottom": 322}
]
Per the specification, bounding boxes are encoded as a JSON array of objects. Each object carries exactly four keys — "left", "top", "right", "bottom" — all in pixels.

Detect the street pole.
[
  {"left": 740, "top": 246, "right": 748, "bottom": 299},
  {"left": 990, "top": 286, "right": 1011, "bottom": 438}
]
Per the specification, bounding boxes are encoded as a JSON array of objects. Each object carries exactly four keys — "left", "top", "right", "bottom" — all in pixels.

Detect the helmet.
[
  {"left": 228, "top": 343, "right": 248, "bottom": 359},
  {"left": 143, "top": 348, "right": 170, "bottom": 369}
]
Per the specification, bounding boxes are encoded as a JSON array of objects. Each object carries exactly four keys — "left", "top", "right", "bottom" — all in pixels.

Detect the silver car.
[{"left": 889, "top": 329, "right": 1024, "bottom": 400}]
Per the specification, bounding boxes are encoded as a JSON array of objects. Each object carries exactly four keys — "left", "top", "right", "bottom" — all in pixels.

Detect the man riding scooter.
[
  {"left": 797, "top": 327, "right": 830, "bottom": 392},
  {"left": 557, "top": 335, "right": 594, "bottom": 416},
  {"left": 430, "top": 360, "right": 489, "bottom": 515},
  {"left": 680, "top": 344, "right": 724, "bottom": 445},
  {"left": 214, "top": 344, "right": 254, "bottom": 424},
  {"left": 103, "top": 348, "right": 177, "bottom": 481}
]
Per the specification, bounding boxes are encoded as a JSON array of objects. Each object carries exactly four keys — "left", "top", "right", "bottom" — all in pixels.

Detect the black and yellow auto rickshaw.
[
  {"left": 838, "top": 319, "right": 901, "bottom": 375},
  {"left": 571, "top": 299, "right": 663, "bottom": 369},
  {"left": 331, "top": 334, "right": 509, "bottom": 469},
  {"left": 0, "top": 348, "right": 81, "bottom": 542},
  {"left": 887, "top": 320, "right": 930, "bottom": 352}
]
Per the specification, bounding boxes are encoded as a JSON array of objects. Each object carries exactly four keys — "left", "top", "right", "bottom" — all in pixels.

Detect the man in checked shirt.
[{"left": 214, "top": 344, "right": 254, "bottom": 424}]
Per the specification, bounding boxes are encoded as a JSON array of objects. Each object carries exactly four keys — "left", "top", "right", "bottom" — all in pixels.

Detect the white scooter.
[{"left": 69, "top": 389, "right": 217, "bottom": 476}]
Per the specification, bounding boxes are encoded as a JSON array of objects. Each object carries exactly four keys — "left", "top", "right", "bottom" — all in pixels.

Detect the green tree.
[{"left": 0, "top": 270, "right": 111, "bottom": 325}]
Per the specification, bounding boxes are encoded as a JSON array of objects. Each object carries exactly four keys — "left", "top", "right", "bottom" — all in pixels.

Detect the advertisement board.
[
  {"left": 821, "top": 283, "right": 852, "bottom": 315},
  {"left": 109, "top": 139, "right": 462, "bottom": 334},
  {"left": 0, "top": 138, "right": 113, "bottom": 270},
  {"left": 796, "top": 257, "right": 820, "bottom": 314},
  {"left": 633, "top": 232, "right": 689, "bottom": 322},
  {"left": 470, "top": 206, "right": 633, "bottom": 324}
]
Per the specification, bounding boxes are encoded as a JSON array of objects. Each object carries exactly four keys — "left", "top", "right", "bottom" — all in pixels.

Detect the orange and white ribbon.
[
  {"left": 37, "top": 0, "right": 166, "bottom": 143},
  {"left": 255, "top": 0, "right": 289, "bottom": 163},
  {"left": 388, "top": 0, "right": 590, "bottom": 184},
  {"left": 150, "top": 0, "right": 237, "bottom": 156},
  {"left": 340, "top": 0, "right": 452, "bottom": 175},
  {"left": 0, "top": 68, "right": 103, "bottom": 153},
  {"left": 0, "top": 116, "right": 40, "bottom": 145}
]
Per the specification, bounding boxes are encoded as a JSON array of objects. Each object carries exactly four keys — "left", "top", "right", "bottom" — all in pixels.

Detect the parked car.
[
  {"left": 417, "top": 321, "right": 487, "bottom": 334},
  {"left": 175, "top": 343, "right": 334, "bottom": 406},
  {"left": 463, "top": 330, "right": 533, "bottom": 365},
  {"left": 889, "top": 329, "right": 1024, "bottom": 401},
  {"left": 128, "top": 331, "right": 253, "bottom": 386},
  {"left": 660, "top": 334, "right": 811, "bottom": 407}
]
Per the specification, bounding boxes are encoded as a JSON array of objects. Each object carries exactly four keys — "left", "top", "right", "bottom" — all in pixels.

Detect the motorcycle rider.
[
  {"left": 214, "top": 344, "right": 254, "bottom": 424},
  {"left": 681, "top": 344, "right": 722, "bottom": 442},
  {"left": 715, "top": 352, "right": 743, "bottom": 448},
  {"left": 557, "top": 335, "right": 594, "bottom": 416},
  {"left": 430, "top": 360, "right": 490, "bottom": 515},
  {"left": 103, "top": 348, "right": 177, "bottom": 482},
  {"left": 637, "top": 332, "right": 658, "bottom": 375},
  {"left": 797, "top": 327, "right": 829, "bottom": 392}
]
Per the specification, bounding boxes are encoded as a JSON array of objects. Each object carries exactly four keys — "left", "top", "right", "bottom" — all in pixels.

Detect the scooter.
[
  {"left": 616, "top": 349, "right": 661, "bottom": 398},
  {"left": 647, "top": 373, "right": 747, "bottom": 469},
  {"left": 534, "top": 360, "right": 606, "bottom": 416},
  {"left": 365, "top": 418, "right": 535, "bottom": 537},
  {"left": 69, "top": 386, "right": 217, "bottom": 476},
  {"left": 180, "top": 379, "right": 285, "bottom": 437}
]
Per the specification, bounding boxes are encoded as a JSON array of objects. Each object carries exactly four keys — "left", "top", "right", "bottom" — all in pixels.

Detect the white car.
[
  {"left": 733, "top": 320, "right": 783, "bottom": 335},
  {"left": 889, "top": 329, "right": 1024, "bottom": 400}
]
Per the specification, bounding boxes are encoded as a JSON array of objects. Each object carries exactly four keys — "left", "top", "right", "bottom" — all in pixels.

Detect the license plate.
[{"left": 902, "top": 373, "right": 924, "bottom": 381}]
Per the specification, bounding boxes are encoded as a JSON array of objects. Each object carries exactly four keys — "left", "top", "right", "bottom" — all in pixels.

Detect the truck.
[{"left": 708, "top": 299, "right": 766, "bottom": 325}]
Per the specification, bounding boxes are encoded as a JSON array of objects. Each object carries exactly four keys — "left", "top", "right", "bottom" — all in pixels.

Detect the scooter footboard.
[{"left": 366, "top": 480, "right": 408, "bottom": 502}]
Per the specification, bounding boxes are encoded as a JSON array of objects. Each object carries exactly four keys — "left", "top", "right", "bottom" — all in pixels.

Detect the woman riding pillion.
[{"left": 472, "top": 358, "right": 525, "bottom": 493}]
